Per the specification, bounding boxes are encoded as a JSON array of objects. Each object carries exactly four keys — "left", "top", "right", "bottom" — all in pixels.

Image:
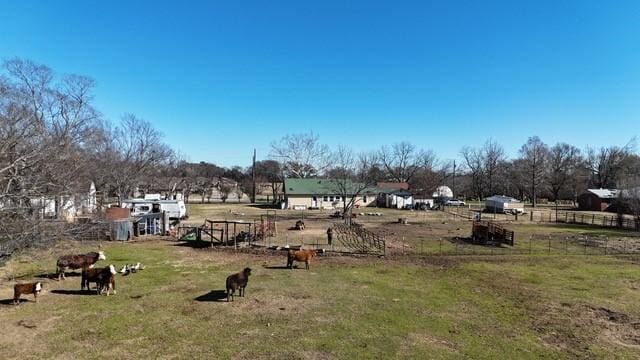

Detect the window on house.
[
  {"left": 323, "top": 196, "right": 328, "bottom": 201},
  {"left": 363, "top": 196, "right": 368, "bottom": 203},
  {"left": 312, "top": 196, "right": 317, "bottom": 201},
  {"left": 329, "top": 196, "right": 334, "bottom": 202},
  {"left": 336, "top": 196, "right": 341, "bottom": 201}
]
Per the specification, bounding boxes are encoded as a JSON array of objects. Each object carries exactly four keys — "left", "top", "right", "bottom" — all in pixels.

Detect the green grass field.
[{"left": 2, "top": 237, "right": 640, "bottom": 359}]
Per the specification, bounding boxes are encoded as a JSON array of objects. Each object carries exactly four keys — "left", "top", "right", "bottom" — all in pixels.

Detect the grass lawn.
[{"left": 2, "top": 238, "right": 640, "bottom": 359}]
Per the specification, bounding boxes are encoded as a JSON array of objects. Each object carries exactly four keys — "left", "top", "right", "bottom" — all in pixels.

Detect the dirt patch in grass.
[
  {"left": 406, "top": 332, "right": 458, "bottom": 353},
  {"left": 534, "top": 302, "right": 640, "bottom": 357}
]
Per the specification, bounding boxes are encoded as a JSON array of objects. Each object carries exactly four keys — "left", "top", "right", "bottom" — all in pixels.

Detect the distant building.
[
  {"left": 485, "top": 195, "right": 525, "bottom": 214},
  {"left": 283, "top": 178, "right": 378, "bottom": 210},
  {"left": 577, "top": 189, "right": 620, "bottom": 212},
  {"left": 377, "top": 188, "right": 414, "bottom": 209},
  {"left": 376, "top": 182, "right": 409, "bottom": 190}
]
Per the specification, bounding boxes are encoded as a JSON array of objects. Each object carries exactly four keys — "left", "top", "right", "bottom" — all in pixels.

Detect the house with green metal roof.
[{"left": 283, "top": 178, "right": 378, "bottom": 210}]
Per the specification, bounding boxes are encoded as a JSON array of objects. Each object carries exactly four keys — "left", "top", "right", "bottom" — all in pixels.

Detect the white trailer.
[
  {"left": 121, "top": 199, "right": 187, "bottom": 219},
  {"left": 485, "top": 195, "right": 525, "bottom": 214}
]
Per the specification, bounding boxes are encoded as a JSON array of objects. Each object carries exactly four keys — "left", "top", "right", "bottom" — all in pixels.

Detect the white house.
[{"left": 283, "top": 178, "right": 378, "bottom": 210}]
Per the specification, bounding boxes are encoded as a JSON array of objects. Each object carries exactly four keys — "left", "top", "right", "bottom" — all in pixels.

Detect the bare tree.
[
  {"left": 460, "top": 146, "right": 485, "bottom": 199},
  {"left": 103, "top": 114, "right": 174, "bottom": 204},
  {"left": 219, "top": 184, "right": 232, "bottom": 203},
  {"left": 585, "top": 141, "right": 635, "bottom": 188},
  {"left": 547, "top": 143, "right": 580, "bottom": 214},
  {"left": 0, "top": 58, "right": 102, "bottom": 255},
  {"left": 519, "top": 136, "right": 549, "bottom": 207},
  {"left": 378, "top": 142, "right": 437, "bottom": 183},
  {"left": 483, "top": 138, "right": 506, "bottom": 197},
  {"left": 269, "top": 132, "right": 330, "bottom": 178},
  {"left": 327, "top": 146, "right": 377, "bottom": 224},
  {"left": 251, "top": 160, "right": 282, "bottom": 203}
]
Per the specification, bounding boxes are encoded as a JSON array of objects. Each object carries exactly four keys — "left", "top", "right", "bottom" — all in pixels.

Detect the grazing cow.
[
  {"left": 287, "top": 249, "right": 317, "bottom": 270},
  {"left": 82, "top": 265, "right": 117, "bottom": 295},
  {"left": 57, "top": 251, "right": 106, "bottom": 280},
  {"left": 225, "top": 267, "right": 252, "bottom": 302},
  {"left": 13, "top": 282, "right": 43, "bottom": 305}
]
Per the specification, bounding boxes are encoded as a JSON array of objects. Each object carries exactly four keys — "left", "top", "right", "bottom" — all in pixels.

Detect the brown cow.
[
  {"left": 13, "top": 282, "right": 43, "bottom": 304},
  {"left": 82, "top": 265, "right": 117, "bottom": 295},
  {"left": 57, "top": 251, "right": 106, "bottom": 280},
  {"left": 286, "top": 249, "right": 317, "bottom": 270}
]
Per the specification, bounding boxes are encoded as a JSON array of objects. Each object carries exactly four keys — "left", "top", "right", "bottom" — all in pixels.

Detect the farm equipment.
[{"left": 471, "top": 220, "right": 515, "bottom": 246}]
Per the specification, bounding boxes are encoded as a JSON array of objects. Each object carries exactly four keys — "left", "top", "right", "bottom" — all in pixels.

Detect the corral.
[{"left": 1, "top": 202, "right": 640, "bottom": 359}]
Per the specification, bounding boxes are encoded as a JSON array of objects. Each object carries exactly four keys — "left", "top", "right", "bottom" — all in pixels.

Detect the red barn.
[{"left": 577, "top": 189, "right": 620, "bottom": 212}]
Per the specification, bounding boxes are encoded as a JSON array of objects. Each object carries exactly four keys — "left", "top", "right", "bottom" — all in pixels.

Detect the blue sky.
[{"left": 1, "top": 1, "right": 639, "bottom": 167}]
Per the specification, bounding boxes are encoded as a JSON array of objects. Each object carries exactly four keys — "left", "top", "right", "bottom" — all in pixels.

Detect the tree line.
[{"left": 2, "top": 58, "right": 639, "bottom": 255}]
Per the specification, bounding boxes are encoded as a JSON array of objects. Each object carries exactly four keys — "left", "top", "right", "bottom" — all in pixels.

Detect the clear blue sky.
[{"left": 1, "top": 1, "right": 639, "bottom": 167}]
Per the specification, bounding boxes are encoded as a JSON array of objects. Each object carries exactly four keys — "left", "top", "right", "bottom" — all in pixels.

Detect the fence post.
[
  {"left": 548, "top": 236, "right": 551, "bottom": 254},
  {"left": 604, "top": 237, "right": 608, "bottom": 255},
  {"left": 565, "top": 237, "right": 568, "bottom": 255},
  {"left": 584, "top": 236, "right": 587, "bottom": 255},
  {"left": 529, "top": 236, "right": 532, "bottom": 254},
  {"left": 439, "top": 238, "right": 442, "bottom": 255}
]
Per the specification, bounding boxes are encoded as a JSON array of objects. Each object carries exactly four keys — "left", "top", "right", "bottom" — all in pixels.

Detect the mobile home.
[{"left": 120, "top": 198, "right": 187, "bottom": 219}]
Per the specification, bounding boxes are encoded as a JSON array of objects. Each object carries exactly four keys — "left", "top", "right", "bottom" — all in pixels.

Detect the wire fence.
[
  {"left": 445, "top": 206, "right": 640, "bottom": 231},
  {"left": 397, "top": 235, "right": 640, "bottom": 257}
]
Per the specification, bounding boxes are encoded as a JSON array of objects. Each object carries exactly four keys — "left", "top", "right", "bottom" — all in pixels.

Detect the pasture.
[{"left": 1, "top": 203, "right": 640, "bottom": 359}]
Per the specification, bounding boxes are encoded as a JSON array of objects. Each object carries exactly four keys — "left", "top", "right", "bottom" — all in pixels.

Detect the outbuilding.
[{"left": 577, "top": 189, "right": 620, "bottom": 212}]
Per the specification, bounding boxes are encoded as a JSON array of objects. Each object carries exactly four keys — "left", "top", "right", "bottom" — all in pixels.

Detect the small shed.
[
  {"left": 377, "top": 189, "right": 414, "bottom": 209},
  {"left": 485, "top": 195, "right": 525, "bottom": 214},
  {"left": 110, "top": 219, "right": 134, "bottom": 241},
  {"left": 133, "top": 212, "right": 166, "bottom": 236}
]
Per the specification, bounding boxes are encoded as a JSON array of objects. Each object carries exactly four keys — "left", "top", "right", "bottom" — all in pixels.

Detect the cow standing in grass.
[
  {"left": 81, "top": 265, "right": 117, "bottom": 295},
  {"left": 287, "top": 249, "right": 317, "bottom": 270},
  {"left": 13, "top": 282, "right": 43, "bottom": 304},
  {"left": 57, "top": 251, "right": 106, "bottom": 280}
]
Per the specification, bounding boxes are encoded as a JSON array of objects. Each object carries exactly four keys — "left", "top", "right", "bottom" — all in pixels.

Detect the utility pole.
[
  {"left": 251, "top": 149, "right": 256, "bottom": 203},
  {"left": 452, "top": 160, "right": 456, "bottom": 198}
]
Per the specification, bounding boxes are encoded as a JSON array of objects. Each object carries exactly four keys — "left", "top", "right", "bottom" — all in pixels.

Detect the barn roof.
[
  {"left": 586, "top": 189, "right": 620, "bottom": 199},
  {"left": 485, "top": 195, "right": 522, "bottom": 203}
]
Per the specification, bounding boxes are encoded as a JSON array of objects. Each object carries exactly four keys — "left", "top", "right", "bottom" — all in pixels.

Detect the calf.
[
  {"left": 225, "top": 267, "right": 252, "bottom": 302},
  {"left": 286, "top": 249, "right": 317, "bottom": 270},
  {"left": 57, "top": 251, "right": 106, "bottom": 280},
  {"left": 81, "top": 265, "right": 117, "bottom": 295},
  {"left": 13, "top": 282, "right": 43, "bottom": 305},
  {"left": 97, "top": 265, "right": 117, "bottom": 296},
  {"left": 294, "top": 220, "right": 305, "bottom": 230}
]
